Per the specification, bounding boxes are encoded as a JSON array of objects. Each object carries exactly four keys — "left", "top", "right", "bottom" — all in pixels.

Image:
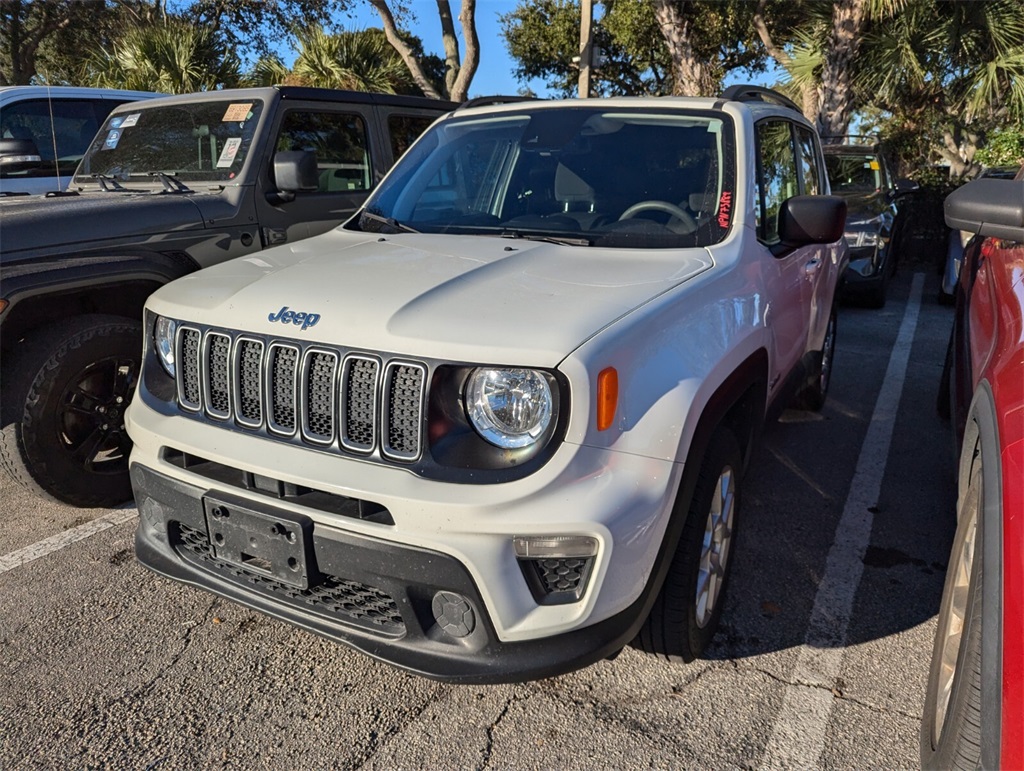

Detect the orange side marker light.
[{"left": 596, "top": 367, "right": 618, "bottom": 431}]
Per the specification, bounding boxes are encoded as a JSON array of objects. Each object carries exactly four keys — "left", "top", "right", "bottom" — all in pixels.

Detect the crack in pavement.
[
  {"left": 349, "top": 683, "right": 445, "bottom": 770},
  {"left": 733, "top": 662, "right": 922, "bottom": 721},
  {"left": 479, "top": 693, "right": 518, "bottom": 770}
]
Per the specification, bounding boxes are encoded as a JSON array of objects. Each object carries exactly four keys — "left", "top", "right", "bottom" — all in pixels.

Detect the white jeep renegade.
[{"left": 126, "top": 87, "right": 848, "bottom": 683}]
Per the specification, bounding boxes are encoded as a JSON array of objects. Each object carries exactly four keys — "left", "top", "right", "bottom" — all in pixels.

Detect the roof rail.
[
  {"left": 820, "top": 133, "right": 881, "bottom": 146},
  {"left": 457, "top": 95, "right": 538, "bottom": 111},
  {"left": 719, "top": 85, "right": 801, "bottom": 115}
]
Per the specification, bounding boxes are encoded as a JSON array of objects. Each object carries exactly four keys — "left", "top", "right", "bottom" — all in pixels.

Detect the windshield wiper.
[
  {"left": 359, "top": 210, "right": 420, "bottom": 234},
  {"left": 148, "top": 171, "right": 192, "bottom": 193},
  {"left": 500, "top": 230, "right": 591, "bottom": 246},
  {"left": 91, "top": 173, "right": 128, "bottom": 192}
]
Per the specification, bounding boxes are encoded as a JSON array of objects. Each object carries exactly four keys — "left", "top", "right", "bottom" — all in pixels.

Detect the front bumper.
[
  {"left": 126, "top": 386, "right": 683, "bottom": 682},
  {"left": 842, "top": 245, "right": 885, "bottom": 284},
  {"left": 132, "top": 462, "right": 656, "bottom": 683}
]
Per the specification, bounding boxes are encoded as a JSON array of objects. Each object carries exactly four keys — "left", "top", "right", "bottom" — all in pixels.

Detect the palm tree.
[
  {"left": 289, "top": 25, "right": 415, "bottom": 94},
  {"left": 857, "top": 0, "right": 1024, "bottom": 176},
  {"left": 83, "top": 18, "right": 241, "bottom": 93}
]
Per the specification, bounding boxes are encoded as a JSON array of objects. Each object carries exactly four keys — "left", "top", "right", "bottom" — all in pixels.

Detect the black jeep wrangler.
[{"left": 0, "top": 86, "right": 455, "bottom": 507}]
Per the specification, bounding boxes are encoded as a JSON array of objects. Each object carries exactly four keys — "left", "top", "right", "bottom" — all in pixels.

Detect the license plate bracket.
[{"left": 203, "top": 495, "right": 316, "bottom": 589}]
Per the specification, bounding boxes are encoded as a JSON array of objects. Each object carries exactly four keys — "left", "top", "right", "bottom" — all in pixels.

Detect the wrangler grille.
[{"left": 175, "top": 326, "right": 425, "bottom": 462}]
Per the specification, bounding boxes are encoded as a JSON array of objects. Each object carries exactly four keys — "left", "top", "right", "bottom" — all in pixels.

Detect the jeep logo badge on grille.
[{"left": 268, "top": 306, "right": 320, "bottom": 331}]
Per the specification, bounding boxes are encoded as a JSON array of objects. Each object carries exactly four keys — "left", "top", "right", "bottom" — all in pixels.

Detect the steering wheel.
[{"left": 618, "top": 200, "right": 698, "bottom": 232}]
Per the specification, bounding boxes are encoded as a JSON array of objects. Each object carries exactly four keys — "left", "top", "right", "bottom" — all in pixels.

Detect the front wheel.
[
  {"left": 634, "top": 428, "right": 742, "bottom": 662},
  {"left": 0, "top": 315, "right": 142, "bottom": 507},
  {"left": 920, "top": 444, "right": 984, "bottom": 769}
]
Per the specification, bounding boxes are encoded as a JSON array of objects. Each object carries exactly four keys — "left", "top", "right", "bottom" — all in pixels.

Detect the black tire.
[
  {"left": 795, "top": 305, "right": 837, "bottom": 411},
  {"left": 937, "top": 331, "right": 953, "bottom": 421},
  {"left": 921, "top": 449, "right": 984, "bottom": 770},
  {"left": 635, "top": 428, "right": 742, "bottom": 663},
  {"left": 865, "top": 268, "right": 889, "bottom": 309},
  {"left": 0, "top": 315, "right": 142, "bottom": 507}
]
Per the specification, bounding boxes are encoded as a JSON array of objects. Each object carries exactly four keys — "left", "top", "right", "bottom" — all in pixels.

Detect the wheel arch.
[
  {"left": 1, "top": 251, "right": 198, "bottom": 353},
  {"left": 635, "top": 348, "right": 769, "bottom": 621}
]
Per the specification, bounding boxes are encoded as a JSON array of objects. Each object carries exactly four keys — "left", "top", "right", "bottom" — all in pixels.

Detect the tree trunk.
[
  {"left": 369, "top": 0, "right": 443, "bottom": 99},
  {"left": 752, "top": 0, "right": 817, "bottom": 122},
  {"left": 449, "top": 0, "right": 478, "bottom": 102},
  {"left": 816, "top": 0, "right": 868, "bottom": 139},
  {"left": 436, "top": 0, "right": 460, "bottom": 98},
  {"left": 652, "top": 0, "right": 712, "bottom": 96}
]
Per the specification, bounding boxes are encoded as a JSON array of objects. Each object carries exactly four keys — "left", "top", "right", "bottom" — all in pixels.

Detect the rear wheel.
[
  {"left": 635, "top": 428, "right": 742, "bottom": 662},
  {"left": 795, "top": 306, "right": 837, "bottom": 411},
  {"left": 921, "top": 442, "right": 984, "bottom": 769},
  {"left": 0, "top": 315, "right": 142, "bottom": 507}
]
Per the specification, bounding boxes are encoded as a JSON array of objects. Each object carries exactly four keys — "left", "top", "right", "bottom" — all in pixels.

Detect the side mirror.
[
  {"left": 893, "top": 178, "right": 920, "bottom": 195},
  {"left": 778, "top": 195, "right": 847, "bottom": 248},
  {"left": 945, "top": 178, "right": 1024, "bottom": 242},
  {"left": 0, "top": 137, "right": 42, "bottom": 173},
  {"left": 269, "top": 150, "right": 319, "bottom": 203}
]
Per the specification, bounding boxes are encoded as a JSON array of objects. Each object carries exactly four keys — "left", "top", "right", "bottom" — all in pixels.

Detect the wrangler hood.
[
  {"left": 0, "top": 191, "right": 206, "bottom": 260},
  {"left": 148, "top": 228, "right": 714, "bottom": 366}
]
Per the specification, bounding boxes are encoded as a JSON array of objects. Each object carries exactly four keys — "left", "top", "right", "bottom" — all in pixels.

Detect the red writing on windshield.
[{"left": 717, "top": 192, "right": 733, "bottom": 229}]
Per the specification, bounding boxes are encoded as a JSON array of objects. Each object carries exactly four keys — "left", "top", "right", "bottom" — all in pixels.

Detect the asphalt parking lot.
[{"left": 1, "top": 268, "right": 956, "bottom": 769}]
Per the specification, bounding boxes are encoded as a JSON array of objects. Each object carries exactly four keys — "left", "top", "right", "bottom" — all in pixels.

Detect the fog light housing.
[
  {"left": 432, "top": 591, "right": 476, "bottom": 638},
  {"left": 514, "top": 536, "right": 597, "bottom": 605}
]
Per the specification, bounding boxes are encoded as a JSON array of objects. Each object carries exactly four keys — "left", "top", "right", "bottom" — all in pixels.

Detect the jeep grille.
[{"left": 174, "top": 325, "right": 426, "bottom": 463}]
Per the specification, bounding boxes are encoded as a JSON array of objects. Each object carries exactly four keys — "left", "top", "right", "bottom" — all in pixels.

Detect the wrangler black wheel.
[{"left": 0, "top": 315, "right": 142, "bottom": 507}]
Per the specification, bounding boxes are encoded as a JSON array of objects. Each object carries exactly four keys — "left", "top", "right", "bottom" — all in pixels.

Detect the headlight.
[
  {"left": 466, "top": 368, "right": 552, "bottom": 448},
  {"left": 154, "top": 315, "right": 177, "bottom": 377}
]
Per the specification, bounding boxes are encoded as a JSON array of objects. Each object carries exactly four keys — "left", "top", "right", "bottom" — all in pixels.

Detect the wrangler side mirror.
[{"left": 269, "top": 150, "right": 319, "bottom": 204}]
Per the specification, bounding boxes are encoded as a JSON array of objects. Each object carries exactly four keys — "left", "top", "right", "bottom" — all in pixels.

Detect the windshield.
[
  {"left": 75, "top": 98, "right": 266, "bottom": 185},
  {"left": 825, "top": 152, "right": 883, "bottom": 194},
  {"left": 354, "top": 107, "right": 735, "bottom": 248}
]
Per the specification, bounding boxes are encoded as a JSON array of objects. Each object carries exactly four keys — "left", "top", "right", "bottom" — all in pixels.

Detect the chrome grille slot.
[
  {"left": 268, "top": 344, "right": 299, "bottom": 435},
  {"left": 178, "top": 327, "right": 202, "bottom": 411},
  {"left": 382, "top": 362, "right": 425, "bottom": 461},
  {"left": 205, "top": 333, "right": 231, "bottom": 419},
  {"left": 234, "top": 338, "right": 264, "bottom": 427},
  {"left": 170, "top": 325, "right": 426, "bottom": 465},
  {"left": 302, "top": 350, "right": 338, "bottom": 444},
  {"left": 341, "top": 356, "right": 379, "bottom": 453}
]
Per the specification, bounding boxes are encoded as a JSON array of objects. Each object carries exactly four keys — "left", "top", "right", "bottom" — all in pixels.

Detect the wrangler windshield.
[
  {"left": 75, "top": 99, "right": 265, "bottom": 185},
  {"left": 356, "top": 107, "right": 735, "bottom": 248}
]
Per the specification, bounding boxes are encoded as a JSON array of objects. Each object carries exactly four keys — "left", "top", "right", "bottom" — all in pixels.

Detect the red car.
[{"left": 927, "top": 168, "right": 1024, "bottom": 768}]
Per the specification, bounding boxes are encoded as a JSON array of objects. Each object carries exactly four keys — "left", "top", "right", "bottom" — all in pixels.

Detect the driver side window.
[{"left": 755, "top": 119, "right": 800, "bottom": 245}]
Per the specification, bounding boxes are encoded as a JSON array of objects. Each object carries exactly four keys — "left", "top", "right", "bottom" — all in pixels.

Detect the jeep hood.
[
  {"left": 149, "top": 229, "right": 714, "bottom": 366},
  {"left": 0, "top": 192, "right": 206, "bottom": 259}
]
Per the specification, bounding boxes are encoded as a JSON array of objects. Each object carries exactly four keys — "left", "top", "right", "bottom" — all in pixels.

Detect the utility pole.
[{"left": 578, "top": 0, "right": 594, "bottom": 98}]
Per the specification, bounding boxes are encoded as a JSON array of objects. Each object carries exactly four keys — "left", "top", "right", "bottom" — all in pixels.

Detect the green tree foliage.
[
  {"left": 0, "top": 0, "right": 346, "bottom": 86},
  {"left": 290, "top": 26, "right": 416, "bottom": 94},
  {"left": 244, "top": 26, "right": 443, "bottom": 97},
  {"left": 82, "top": 17, "right": 241, "bottom": 92},
  {"left": 974, "top": 129, "right": 1024, "bottom": 170},
  {"left": 856, "top": 0, "right": 1024, "bottom": 178},
  {"left": 500, "top": 0, "right": 780, "bottom": 98}
]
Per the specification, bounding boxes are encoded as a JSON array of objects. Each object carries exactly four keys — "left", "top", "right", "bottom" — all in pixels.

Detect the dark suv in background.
[{"left": 823, "top": 135, "right": 918, "bottom": 307}]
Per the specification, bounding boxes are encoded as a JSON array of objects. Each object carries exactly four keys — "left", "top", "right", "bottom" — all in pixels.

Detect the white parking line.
[
  {"left": 760, "top": 273, "right": 925, "bottom": 768},
  {"left": 0, "top": 508, "right": 139, "bottom": 575}
]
